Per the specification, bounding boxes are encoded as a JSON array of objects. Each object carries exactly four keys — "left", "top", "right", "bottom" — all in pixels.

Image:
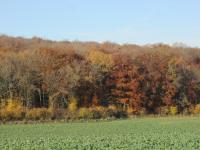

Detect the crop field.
[{"left": 0, "top": 117, "right": 200, "bottom": 150}]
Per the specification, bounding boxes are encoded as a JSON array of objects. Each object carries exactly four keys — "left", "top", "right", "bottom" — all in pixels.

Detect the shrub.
[
  {"left": 137, "top": 108, "right": 147, "bottom": 116},
  {"left": 78, "top": 107, "right": 104, "bottom": 119},
  {"left": 192, "top": 104, "right": 200, "bottom": 114},
  {"left": 0, "top": 110, "right": 2, "bottom": 121},
  {"left": 89, "top": 108, "right": 102, "bottom": 119},
  {"left": 114, "top": 109, "right": 127, "bottom": 118},
  {"left": 95, "top": 106, "right": 107, "bottom": 118},
  {"left": 108, "top": 105, "right": 117, "bottom": 111},
  {"left": 50, "top": 108, "right": 66, "bottom": 120},
  {"left": 156, "top": 106, "right": 169, "bottom": 115},
  {"left": 105, "top": 105, "right": 117, "bottom": 118},
  {"left": 126, "top": 107, "right": 137, "bottom": 116},
  {"left": 106, "top": 105, "right": 127, "bottom": 118},
  {"left": 78, "top": 108, "right": 90, "bottom": 119},
  {"left": 182, "top": 108, "right": 190, "bottom": 115},
  {"left": 0, "top": 100, "right": 6, "bottom": 109},
  {"left": 0, "top": 99, "right": 24, "bottom": 120},
  {"left": 169, "top": 106, "right": 178, "bottom": 115},
  {"left": 68, "top": 97, "right": 78, "bottom": 112},
  {"left": 26, "top": 108, "right": 52, "bottom": 120},
  {"left": 64, "top": 110, "right": 78, "bottom": 120},
  {"left": 105, "top": 108, "right": 115, "bottom": 118}
]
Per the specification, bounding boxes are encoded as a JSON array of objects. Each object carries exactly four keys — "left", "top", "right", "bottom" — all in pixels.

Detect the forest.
[{"left": 1, "top": 35, "right": 200, "bottom": 121}]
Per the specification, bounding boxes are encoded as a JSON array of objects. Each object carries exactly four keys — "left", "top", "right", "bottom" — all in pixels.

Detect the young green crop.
[{"left": 0, "top": 117, "right": 200, "bottom": 150}]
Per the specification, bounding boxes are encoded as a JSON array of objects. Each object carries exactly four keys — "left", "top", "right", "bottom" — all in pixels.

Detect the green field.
[{"left": 1, "top": 117, "right": 200, "bottom": 150}]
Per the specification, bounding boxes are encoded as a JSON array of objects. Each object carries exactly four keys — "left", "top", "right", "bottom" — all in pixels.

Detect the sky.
[{"left": 0, "top": 0, "right": 199, "bottom": 47}]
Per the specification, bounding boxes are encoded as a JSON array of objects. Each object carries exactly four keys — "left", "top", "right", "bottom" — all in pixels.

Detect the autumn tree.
[{"left": 106, "top": 53, "right": 145, "bottom": 113}]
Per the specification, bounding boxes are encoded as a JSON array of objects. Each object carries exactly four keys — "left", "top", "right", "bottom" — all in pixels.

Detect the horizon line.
[{"left": 0, "top": 33, "right": 199, "bottom": 49}]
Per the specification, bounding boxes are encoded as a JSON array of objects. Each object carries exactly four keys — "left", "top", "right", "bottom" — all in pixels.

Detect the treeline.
[{"left": 1, "top": 35, "right": 200, "bottom": 121}]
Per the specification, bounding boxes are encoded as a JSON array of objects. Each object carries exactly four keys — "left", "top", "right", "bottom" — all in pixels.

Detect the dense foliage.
[
  {"left": 1, "top": 35, "right": 200, "bottom": 120},
  {"left": 1, "top": 117, "right": 200, "bottom": 149}
]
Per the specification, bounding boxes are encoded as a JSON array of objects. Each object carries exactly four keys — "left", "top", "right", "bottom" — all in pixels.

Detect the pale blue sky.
[{"left": 0, "top": 0, "right": 199, "bottom": 47}]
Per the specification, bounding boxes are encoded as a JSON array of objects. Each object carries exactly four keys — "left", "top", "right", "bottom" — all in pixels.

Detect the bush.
[
  {"left": 68, "top": 97, "right": 78, "bottom": 112},
  {"left": 50, "top": 108, "right": 67, "bottom": 120},
  {"left": 26, "top": 108, "right": 52, "bottom": 120},
  {"left": 89, "top": 108, "right": 102, "bottom": 119},
  {"left": 108, "top": 105, "right": 117, "bottom": 111},
  {"left": 126, "top": 107, "right": 136, "bottom": 116},
  {"left": 137, "top": 108, "right": 147, "bottom": 116},
  {"left": 0, "top": 110, "right": 2, "bottom": 121},
  {"left": 105, "top": 105, "right": 116, "bottom": 118},
  {"left": 156, "top": 106, "right": 169, "bottom": 115},
  {"left": 95, "top": 106, "right": 107, "bottom": 118},
  {"left": 78, "top": 106, "right": 118, "bottom": 120},
  {"left": 169, "top": 106, "right": 178, "bottom": 115},
  {"left": 78, "top": 107, "right": 103, "bottom": 119},
  {"left": 78, "top": 108, "right": 90, "bottom": 119},
  {"left": 0, "top": 99, "right": 25, "bottom": 120},
  {"left": 182, "top": 108, "right": 190, "bottom": 115},
  {"left": 105, "top": 109, "right": 115, "bottom": 118},
  {"left": 192, "top": 104, "right": 200, "bottom": 114},
  {"left": 64, "top": 110, "right": 79, "bottom": 120},
  {"left": 114, "top": 109, "right": 127, "bottom": 118},
  {"left": 106, "top": 105, "right": 127, "bottom": 118}
]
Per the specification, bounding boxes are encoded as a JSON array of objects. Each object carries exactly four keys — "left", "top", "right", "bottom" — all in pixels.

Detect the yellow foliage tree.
[{"left": 87, "top": 50, "right": 114, "bottom": 71}]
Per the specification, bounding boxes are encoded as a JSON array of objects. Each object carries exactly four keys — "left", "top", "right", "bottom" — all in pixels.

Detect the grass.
[{"left": 0, "top": 117, "right": 200, "bottom": 149}]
